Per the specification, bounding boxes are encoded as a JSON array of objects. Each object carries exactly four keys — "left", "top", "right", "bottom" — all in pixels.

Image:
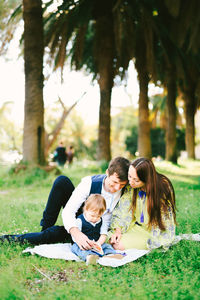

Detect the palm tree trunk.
[
  {"left": 137, "top": 69, "right": 151, "bottom": 158},
  {"left": 184, "top": 91, "right": 196, "bottom": 159},
  {"left": 135, "top": 52, "right": 151, "bottom": 158},
  {"left": 98, "top": 80, "right": 113, "bottom": 161},
  {"left": 134, "top": 22, "right": 152, "bottom": 159},
  {"left": 95, "top": 14, "right": 114, "bottom": 161},
  {"left": 165, "top": 69, "right": 177, "bottom": 163},
  {"left": 23, "top": 0, "right": 45, "bottom": 165}
]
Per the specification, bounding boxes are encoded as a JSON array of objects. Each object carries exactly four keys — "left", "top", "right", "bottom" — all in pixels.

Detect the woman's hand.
[{"left": 110, "top": 228, "right": 122, "bottom": 245}]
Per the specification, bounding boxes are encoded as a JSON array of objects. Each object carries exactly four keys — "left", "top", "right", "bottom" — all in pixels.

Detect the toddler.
[{"left": 71, "top": 194, "right": 117, "bottom": 264}]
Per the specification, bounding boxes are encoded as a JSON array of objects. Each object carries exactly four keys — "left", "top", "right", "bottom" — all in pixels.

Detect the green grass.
[{"left": 0, "top": 159, "right": 200, "bottom": 300}]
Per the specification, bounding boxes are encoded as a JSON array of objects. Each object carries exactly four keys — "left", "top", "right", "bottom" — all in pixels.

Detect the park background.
[
  {"left": 0, "top": 0, "right": 200, "bottom": 165},
  {"left": 0, "top": 1, "right": 200, "bottom": 299}
]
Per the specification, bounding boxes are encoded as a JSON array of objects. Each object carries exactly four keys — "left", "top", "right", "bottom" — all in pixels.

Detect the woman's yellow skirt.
[{"left": 121, "top": 222, "right": 151, "bottom": 250}]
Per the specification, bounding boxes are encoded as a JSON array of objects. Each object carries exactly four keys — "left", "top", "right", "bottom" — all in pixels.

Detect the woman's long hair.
[{"left": 130, "top": 158, "right": 176, "bottom": 230}]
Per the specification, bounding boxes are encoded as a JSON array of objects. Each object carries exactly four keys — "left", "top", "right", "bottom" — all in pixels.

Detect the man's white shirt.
[{"left": 62, "top": 175, "right": 122, "bottom": 235}]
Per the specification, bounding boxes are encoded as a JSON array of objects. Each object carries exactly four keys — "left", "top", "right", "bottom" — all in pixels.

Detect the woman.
[{"left": 109, "top": 157, "right": 176, "bottom": 251}]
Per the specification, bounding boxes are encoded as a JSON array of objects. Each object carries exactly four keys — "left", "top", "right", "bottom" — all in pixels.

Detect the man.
[{"left": 0, "top": 157, "right": 129, "bottom": 246}]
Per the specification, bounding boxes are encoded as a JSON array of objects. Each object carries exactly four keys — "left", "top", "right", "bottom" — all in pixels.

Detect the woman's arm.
[{"left": 109, "top": 186, "right": 133, "bottom": 234}]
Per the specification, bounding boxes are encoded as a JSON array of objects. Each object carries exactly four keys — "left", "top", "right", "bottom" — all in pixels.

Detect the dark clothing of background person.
[
  {"left": 67, "top": 146, "right": 74, "bottom": 165},
  {"left": 54, "top": 146, "right": 67, "bottom": 166}
]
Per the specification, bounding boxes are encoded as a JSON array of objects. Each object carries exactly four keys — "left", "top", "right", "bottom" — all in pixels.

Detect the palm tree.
[
  {"left": 5, "top": 0, "right": 200, "bottom": 163},
  {"left": 165, "top": 68, "right": 177, "bottom": 162},
  {"left": 178, "top": 57, "right": 199, "bottom": 159},
  {"left": 148, "top": 1, "right": 179, "bottom": 163},
  {"left": 114, "top": 1, "right": 154, "bottom": 158},
  {"left": 172, "top": 0, "right": 200, "bottom": 159},
  {"left": 23, "top": 0, "right": 45, "bottom": 164},
  {"left": 92, "top": 3, "right": 115, "bottom": 160},
  {"left": 158, "top": 0, "right": 200, "bottom": 160},
  {"left": 43, "top": 0, "right": 133, "bottom": 161},
  {"left": 3, "top": 0, "right": 133, "bottom": 162},
  {"left": 135, "top": 42, "right": 152, "bottom": 158}
]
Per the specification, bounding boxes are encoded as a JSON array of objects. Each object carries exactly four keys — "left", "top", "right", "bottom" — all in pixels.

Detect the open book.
[
  {"left": 91, "top": 243, "right": 104, "bottom": 256},
  {"left": 91, "top": 242, "right": 127, "bottom": 259}
]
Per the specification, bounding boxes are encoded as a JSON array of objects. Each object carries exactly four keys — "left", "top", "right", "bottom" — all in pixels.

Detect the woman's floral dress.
[{"left": 109, "top": 185, "right": 176, "bottom": 250}]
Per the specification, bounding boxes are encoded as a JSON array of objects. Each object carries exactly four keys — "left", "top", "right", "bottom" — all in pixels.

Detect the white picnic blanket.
[{"left": 22, "top": 233, "right": 200, "bottom": 268}]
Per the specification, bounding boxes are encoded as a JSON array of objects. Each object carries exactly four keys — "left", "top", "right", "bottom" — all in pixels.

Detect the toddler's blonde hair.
[{"left": 84, "top": 194, "right": 106, "bottom": 215}]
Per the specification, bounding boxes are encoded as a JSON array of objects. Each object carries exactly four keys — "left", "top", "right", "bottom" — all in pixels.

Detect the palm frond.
[
  {"left": 54, "top": 23, "right": 70, "bottom": 72},
  {"left": 8, "top": 3, "right": 22, "bottom": 21},
  {"left": 43, "top": 0, "right": 93, "bottom": 73},
  {"left": 71, "top": 23, "right": 88, "bottom": 70},
  {"left": 142, "top": 6, "right": 156, "bottom": 80}
]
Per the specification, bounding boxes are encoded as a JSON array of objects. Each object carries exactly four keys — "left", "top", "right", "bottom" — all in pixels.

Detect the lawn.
[{"left": 0, "top": 159, "right": 200, "bottom": 300}]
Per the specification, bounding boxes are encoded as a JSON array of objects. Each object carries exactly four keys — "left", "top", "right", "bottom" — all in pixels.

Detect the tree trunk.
[
  {"left": 97, "top": 82, "right": 113, "bottom": 161},
  {"left": 184, "top": 90, "right": 196, "bottom": 159},
  {"left": 137, "top": 68, "right": 151, "bottom": 158},
  {"left": 165, "top": 69, "right": 177, "bottom": 163},
  {"left": 45, "top": 97, "right": 81, "bottom": 157},
  {"left": 134, "top": 23, "right": 151, "bottom": 159},
  {"left": 151, "top": 107, "right": 158, "bottom": 128},
  {"left": 23, "top": 0, "right": 45, "bottom": 165},
  {"left": 95, "top": 14, "right": 114, "bottom": 161}
]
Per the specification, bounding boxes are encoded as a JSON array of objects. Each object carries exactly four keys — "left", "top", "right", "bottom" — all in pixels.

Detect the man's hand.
[
  {"left": 110, "top": 228, "right": 122, "bottom": 245},
  {"left": 69, "top": 227, "right": 93, "bottom": 250}
]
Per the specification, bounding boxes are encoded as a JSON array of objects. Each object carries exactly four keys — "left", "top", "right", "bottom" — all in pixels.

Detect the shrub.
[{"left": 125, "top": 127, "right": 185, "bottom": 158}]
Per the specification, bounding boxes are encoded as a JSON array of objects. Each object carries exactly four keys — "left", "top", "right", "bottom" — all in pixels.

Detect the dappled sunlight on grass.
[
  {"left": 154, "top": 158, "right": 200, "bottom": 176},
  {"left": 154, "top": 159, "right": 200, "bottom": 186},
  {"left": 168, "top": 174, "right": 198, "bottom": 185}
]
